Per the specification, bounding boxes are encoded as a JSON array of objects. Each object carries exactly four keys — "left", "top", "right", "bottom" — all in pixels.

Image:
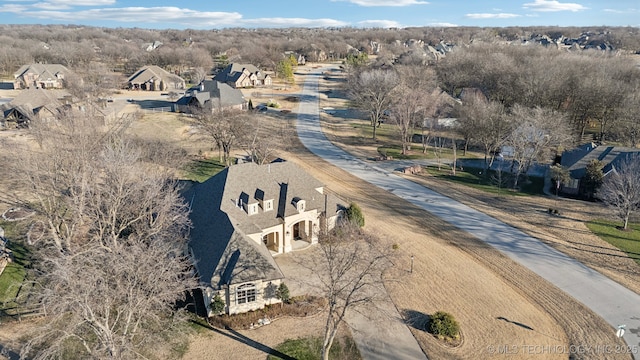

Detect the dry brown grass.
[
  {"left": 0, "top": 65, "right": 635, "bottom": 360},
  {"left": 296, "top": 65, "right": 634, "bottom": 359}
]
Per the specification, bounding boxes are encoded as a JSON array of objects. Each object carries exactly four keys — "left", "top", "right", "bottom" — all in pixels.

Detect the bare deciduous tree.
[
  {"left": 188, "top": 105, "right": 251, "bottom": 166},
  {"left": 15, "top": 114, "right": 197, "bottom": 359},
  {"left": 242, "top": 113, "right": 293, "bottom": 165},
  {"left": 456, "top": 98, "right": 511, "bottom": 173},
  {"left": 504, "top": 105, "right": 573, "bottom": 188},
  {"left": 390, "top": 66, "right": 444, "bottom": 155},
  {"left": 348, "top": 68, "right": 399, "bottom": 140},
  {"left": 313, "top": 221, "right": 392, "bottom": 360},
  {"left": 597, "top": 155, "right": 640, "bottom": 230}
]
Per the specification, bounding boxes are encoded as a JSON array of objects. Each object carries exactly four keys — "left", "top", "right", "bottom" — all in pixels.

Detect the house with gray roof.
[
  {"left": 184, "top": 160, "right": 345, "bottom": 315},
  {"left": 13, "top": 64, "right": 70, "bottom": 90},
  {"left": 174, "top": 80, "right": 246, "bottom": 113},
  {"left": 1, "top": 89, "right": 70, "bottom": 127},
  {"left": 560, "top": 143, "right": 640, "bottom": 195},
  {"left": 127, "top": 65, "right": 185, "bottom": 91},
  {"left": 213, "top": 63, "right": 272, "bottom": 88},
  {"left": 1, "top": 89, "right": 114, "bottom": 128}
]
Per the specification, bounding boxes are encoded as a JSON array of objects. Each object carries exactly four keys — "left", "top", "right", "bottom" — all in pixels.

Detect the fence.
[{"left": 143, "top": 106, "right": 173, "bottom": 113}]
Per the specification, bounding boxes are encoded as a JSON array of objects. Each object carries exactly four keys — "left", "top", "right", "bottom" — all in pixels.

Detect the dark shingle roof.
[
  {"left": 561, "top": 143, "right": 640, "bottom": 179},
  {"left": 178, "top": 80, "right": 245, "bottom": 108},
  {"left": 184, "top": 161, "right": 344, "bottom": 288}
]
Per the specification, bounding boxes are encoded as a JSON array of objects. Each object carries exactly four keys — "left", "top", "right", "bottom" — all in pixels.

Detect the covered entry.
[
  {"left": 262, "top": 232, "right": 280, "bottom": 252},
  {"left": 292, "top": 220, "right": 312, "bottom": 241}
]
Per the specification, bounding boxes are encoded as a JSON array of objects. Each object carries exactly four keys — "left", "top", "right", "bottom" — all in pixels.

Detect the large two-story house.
[
  {"left": 14, "top": 64, "right": 70, "bottom": 90},
  {"left": 185, "top": 160, "right": 345, "bottom": 316},
  {"left": 213, "top": 63, "right": 272, "bottom": 88}
]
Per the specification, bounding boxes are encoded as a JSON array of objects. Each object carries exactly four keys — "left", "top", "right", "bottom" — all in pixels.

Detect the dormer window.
[
  {"left": 247, "top": 203, "right": 259, "bottom": 215},
  {"left": 263, "top": 199, "right": 274, "bottom": 212},
  {"left": 292, "top": 198, "right": 306, "bottom": 212}
]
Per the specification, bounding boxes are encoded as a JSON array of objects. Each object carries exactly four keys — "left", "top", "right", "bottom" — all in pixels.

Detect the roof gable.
[
  {"left": 127, "top": 65, "right": 185, "bottom": 84},
  {"left": 179, "top": 80, "right": 244, "bottom": 108}
]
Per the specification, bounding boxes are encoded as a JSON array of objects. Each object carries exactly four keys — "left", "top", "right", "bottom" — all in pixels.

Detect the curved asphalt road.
[{"left": 295, "top": 68, "right": 640, "bottom": 359}]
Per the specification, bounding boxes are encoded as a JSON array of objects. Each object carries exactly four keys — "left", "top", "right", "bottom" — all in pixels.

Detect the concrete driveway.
[{"left": 295, "top": 68, "right": 640, "bottom": 359}]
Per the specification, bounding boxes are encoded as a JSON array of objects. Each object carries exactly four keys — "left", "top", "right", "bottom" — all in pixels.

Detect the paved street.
[{"left": 295, "top": 68, "right": 640, "bottom": 359}]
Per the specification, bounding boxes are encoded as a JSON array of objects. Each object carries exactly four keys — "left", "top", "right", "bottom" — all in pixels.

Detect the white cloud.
[
  {"left": 9, "top": 7, "right": 243, "bottom": 27},
  {"left": 427, "top": 22, "right": 458, "bottom": 27},
  {"left": 32, "top": 2, "right": 71, "bottom": 10},
  {"left": 604, "top": 8, "right": 638, "bottom": 14},
  {"left": 0, "top": 4, "right": 28, "bottom": 12},
  {"left": 241, "top": 17, "right": 348, "bottom": 28},
  {"left": 357, "top": 19, "right": 401, "bottom": 28},
  {"left": 523, "top": 0, "right": 587, "bottom": 12},
  {"left": 332, "top": 0, "right": 428, "bottom": 7},
  {"left": 0, "top": 4, "right": 346, "bottom": 28},
  {"left": 466, "top": 13, "right": 521, "bottom": 19},
  {"left": 47, "top": 0, "right": 116, "bottom": 5}
]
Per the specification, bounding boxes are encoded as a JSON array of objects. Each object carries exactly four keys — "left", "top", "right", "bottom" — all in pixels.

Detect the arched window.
[{"left": 236, "top": 283, "right": 257, "bottom": 304}]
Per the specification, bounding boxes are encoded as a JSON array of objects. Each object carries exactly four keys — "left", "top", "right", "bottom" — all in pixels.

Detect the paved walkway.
[{"left": 295, "top": 68, "right": 640, "bottom": 359}]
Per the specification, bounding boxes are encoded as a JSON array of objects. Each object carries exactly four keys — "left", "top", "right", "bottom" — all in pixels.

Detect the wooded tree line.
[
  {"left": 1, "top": 24, "right": 639, "bottom": 79},
  {"left": 348, "top": 43, "right": 640, "bottom": 184},
  {"left": 437, "top": 45, "right": 640, "bottom": 145}
]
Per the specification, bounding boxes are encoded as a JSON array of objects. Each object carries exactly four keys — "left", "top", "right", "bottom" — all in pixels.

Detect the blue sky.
[{"left": 0, "top": 0, "right": 637, "bottom": 29}]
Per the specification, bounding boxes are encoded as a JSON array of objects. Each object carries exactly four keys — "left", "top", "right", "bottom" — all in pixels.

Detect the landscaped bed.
[{"left": 207, "top": 295, "right": 326, "bottom": 330}]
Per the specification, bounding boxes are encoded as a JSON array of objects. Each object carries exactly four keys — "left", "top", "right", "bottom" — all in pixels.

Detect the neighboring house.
[
  {"left": 13, "top": 64, "right": 70, "bottom": 90},
  {"left": 560, "top": 143, "right": 640, "bottom": 195},
  {"left": 1, "top": 89, "right": 70, "bottom": 127},
  {"left": 184, "top": 160, "right": 345, "bottom": 316},
  {"left": 174, "top": 80, "right": 246, "bottom": 112},
  {"left": 1, "top": 89, "right": 113, "bottom": 128},
  {"left": 284, "top": 51, "right": 306, "bottom": 65},
  {"left": 213, "top": 63, "right": 272, "bottom": 88},
  {"left": 127, "top": 65, "right": 185, "bottom": 91}
]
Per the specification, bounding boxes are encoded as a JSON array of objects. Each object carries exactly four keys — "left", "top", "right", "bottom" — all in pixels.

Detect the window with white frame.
[
  {"left": 248, "top": 203, "right": 259, "bottom": 215},
  {"left": 236, "top": 283, "right": 257, "bottom": 304},
  {"left": 263, "top": 199, "right": 274, "bottom": 211}
]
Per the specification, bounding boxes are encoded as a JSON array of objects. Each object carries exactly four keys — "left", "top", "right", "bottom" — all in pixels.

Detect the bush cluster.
[{"left": 429, "top": 311, "right": 460, "bottom": 340}]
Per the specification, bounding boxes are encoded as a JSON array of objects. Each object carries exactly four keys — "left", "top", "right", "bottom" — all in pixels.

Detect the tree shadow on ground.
[
  {"left": 401, "top": 309, "right": 429, "bottom": 332},
  {"left": 497, "top": 316, "right": 534, "bottom": 331},
  {"left": 190, "top": 320, "right": 296, "bottom": 360},
  {"left": 134, "top": 99, "right": 174, "bottom": 109}
]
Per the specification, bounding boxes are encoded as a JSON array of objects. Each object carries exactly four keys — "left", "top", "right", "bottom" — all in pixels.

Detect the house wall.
[{"left": 202, "top": 279, "right": 283, "bottom": 316}]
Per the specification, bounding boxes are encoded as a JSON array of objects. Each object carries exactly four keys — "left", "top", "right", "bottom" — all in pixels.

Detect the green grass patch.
[
  {"left": 0, "top": 262, "right": 26, "bottom": 304},
  {"left": 0, "top": 220, "right": 33, "bottom": 310},
  {"left": 378, "top": 145, "right": 456, "bottom": 160},
  {"left": 267, "top": 336, "right": 361, "bottom": 360},
  {"left": 182, "top": 158, "right": 226, "bottom": 182},
  {"left": 423, "top": 166, "right": 544, "bottom": 196},
  {"left": 349, "top": 122, "right": 396, "bottom": 141},
  {"left": 586, "top": 220, "right": 640, "bottom": 265}
]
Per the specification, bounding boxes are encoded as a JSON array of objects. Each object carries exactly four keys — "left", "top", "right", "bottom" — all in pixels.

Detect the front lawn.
[
  {"left": 423, "top": 166, "right": 545, "bottom": 196},
  {"left": 0, "top": 221, "right": 31, "bottom": 312},
  {"left": 586, "top": 220, "right": 640, "bottom": 265},
  {"left": 267, "top": 336, "right": 361, "bottom": 360},
  {"left": 182, "top": 158, "right": 226, "bottom": 182},
  {"left": 377, "top": 145, "right": 457, "bottom": 161}
]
